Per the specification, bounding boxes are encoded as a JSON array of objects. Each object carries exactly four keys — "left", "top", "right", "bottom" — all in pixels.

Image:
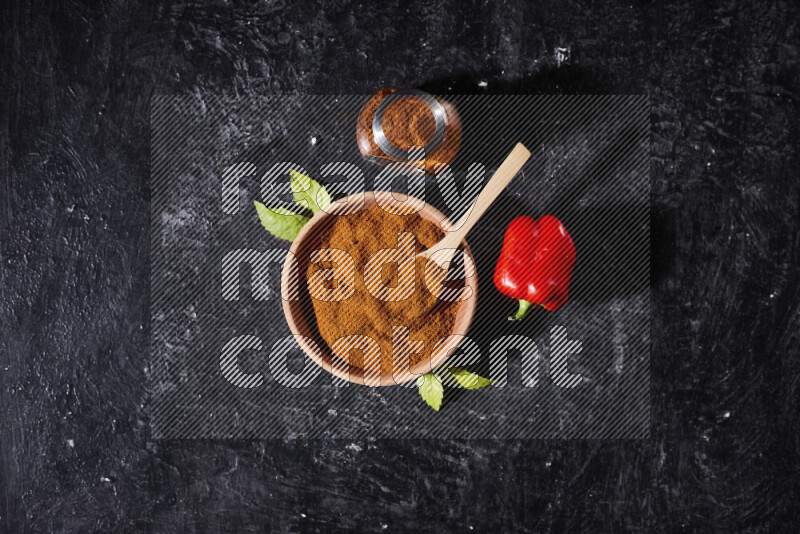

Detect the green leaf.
[
  {"left": 417, "top": 373, "right": 443, "bottom": 411},
  {"left": 253, "top": 200, "right": 310, "bottom": 241},
  {"left": 445, "top": 368, "right": 494, "bottom": 390},
  {"left": 290, "top": 169, "right": 331, "bottom": 215}
]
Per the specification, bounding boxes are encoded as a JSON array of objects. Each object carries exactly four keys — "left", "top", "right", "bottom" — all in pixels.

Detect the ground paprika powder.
[{"left": 304, "top": 206, "right": 463, "bottom": 375}]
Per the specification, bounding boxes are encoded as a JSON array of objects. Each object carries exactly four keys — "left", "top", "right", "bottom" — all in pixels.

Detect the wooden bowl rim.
[{"left": 280, "top": 191, "right": 479, "bottom": 386}]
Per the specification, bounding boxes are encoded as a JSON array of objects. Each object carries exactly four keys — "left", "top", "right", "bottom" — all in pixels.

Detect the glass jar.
[{"left": 356, "top": 88, "right": 461, "bottom": 175}]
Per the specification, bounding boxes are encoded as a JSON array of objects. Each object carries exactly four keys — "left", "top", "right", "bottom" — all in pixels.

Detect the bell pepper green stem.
[{"left": 509, "top": 300, "right": 535, "bottom": 321}]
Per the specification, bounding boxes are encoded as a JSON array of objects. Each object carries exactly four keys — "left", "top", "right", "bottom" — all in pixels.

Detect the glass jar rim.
[{"left": 371, "top": 89, "right": 447, "bottom": 162}]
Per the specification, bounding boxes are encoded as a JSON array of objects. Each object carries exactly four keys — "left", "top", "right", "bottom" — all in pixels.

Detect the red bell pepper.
[{"left": 493, "top": 215, "right": 576, "bottom": 320}]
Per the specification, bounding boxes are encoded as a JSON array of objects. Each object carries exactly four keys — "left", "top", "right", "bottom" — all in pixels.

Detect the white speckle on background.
[
  {"left": 478, "top": 80, "right": 488, "bottom": 87},
  {"left": 161, "top": 208, "right": 194, "bottom": 229},
  {"left": 346, "top": 443, "right": 362, "bottom": 453},
  {"left": 555, "top": 47, "right": 571, "bottom": 66},
  {"left": 66, "top": 439, "right": 75, "bottom": 448}
]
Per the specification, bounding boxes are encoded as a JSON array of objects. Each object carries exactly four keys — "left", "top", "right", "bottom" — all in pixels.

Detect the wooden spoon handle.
[{"left": 422, "top": 143, "right": 531, "bottom": 259}]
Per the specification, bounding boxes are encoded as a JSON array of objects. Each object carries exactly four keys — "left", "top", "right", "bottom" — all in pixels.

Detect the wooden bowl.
[{"left": 280, "top": 191, "right": 478, "bottom": 386}]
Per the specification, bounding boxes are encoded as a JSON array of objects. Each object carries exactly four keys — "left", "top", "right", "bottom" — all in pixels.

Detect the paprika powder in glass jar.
[{"left": 356, "top": 88, "right": 461, "bottom": 175}]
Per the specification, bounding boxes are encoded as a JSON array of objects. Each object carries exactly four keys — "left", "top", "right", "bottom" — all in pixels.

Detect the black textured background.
[{"left": 1, "top": 1, "right": 798, "bottom": 532}]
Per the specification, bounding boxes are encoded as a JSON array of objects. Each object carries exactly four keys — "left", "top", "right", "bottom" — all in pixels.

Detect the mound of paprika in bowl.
[{"left": 280, "top": 191, "right": 478, "bottom": 386}]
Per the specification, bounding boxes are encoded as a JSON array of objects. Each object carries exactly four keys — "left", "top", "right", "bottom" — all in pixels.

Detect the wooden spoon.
[
  {"left": 419, "top": 142, "right": 531, "bottom": 299},
  {"left": 420, "top": 142, "right": 531, "bottom": 264}
]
